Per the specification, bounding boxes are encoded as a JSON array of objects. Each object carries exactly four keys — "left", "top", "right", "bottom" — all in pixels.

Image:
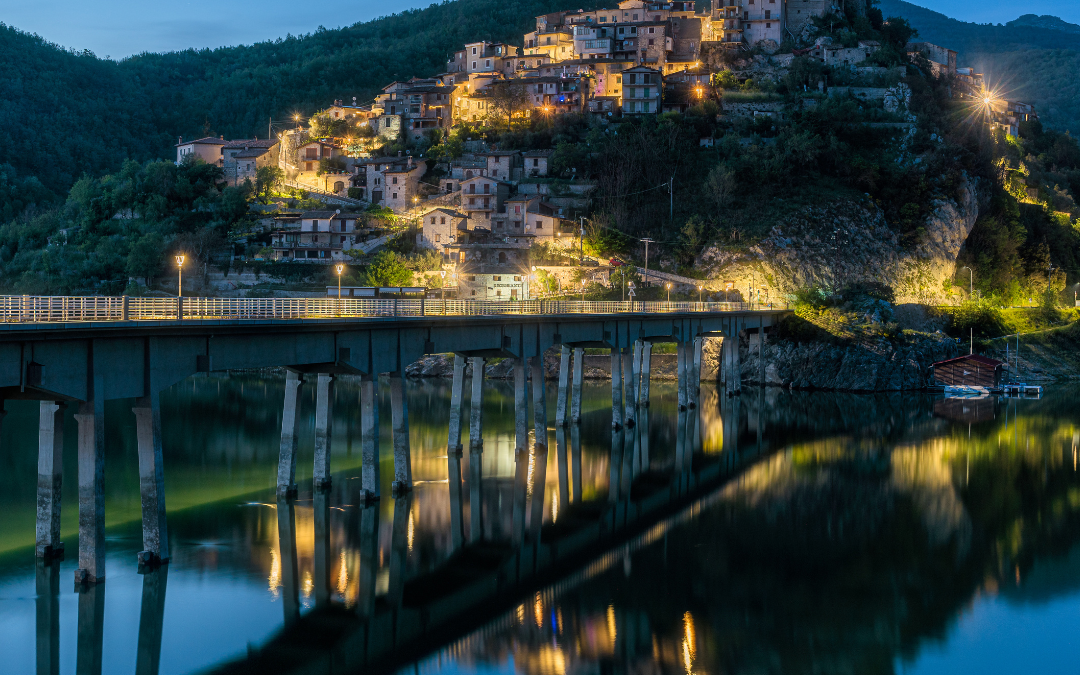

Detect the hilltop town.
[{"left": 168, "top": 0, "right": 1040, "bottom": 302}]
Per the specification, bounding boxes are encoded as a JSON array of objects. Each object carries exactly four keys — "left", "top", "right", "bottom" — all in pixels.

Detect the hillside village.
[{"left": 171, "top": 0, "right": 1041, "bottom": 301}]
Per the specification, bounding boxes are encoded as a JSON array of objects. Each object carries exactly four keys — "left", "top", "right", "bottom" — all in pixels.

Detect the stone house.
[
  {"left": 270, "top": 210, "right": 364, "bottom": 261},
  {"left": 222, "top": 139, "right": 279, "bottom": 186},
  {"left": 175, "top": 137, "right": 225, "bottom": 166},
  {"left": 494, "top": 196, "right": 569, "bottom": 244},
  {"left": 451, "top": 235, "right": 534, "bottom": 300},
  {"left": 461, "top": 176, "right": 512, "bottom": 227},
  {"left": 356, "top": 155, "right": 427, "bottom": 209},
  {"left": 621, "top": 66, "right": 662, "bottom": 114},
  {"left": 907, "top": 42, "right": 958, "bottom": 77},
  {"left": 522, "top": 149, "right": 554, "bottom": 177},
  {"left": 418, "top": 208, "right": 469, "bottom": 251},
  {"left": 479, "top": 151, "right": 520, "bottom": 182}
]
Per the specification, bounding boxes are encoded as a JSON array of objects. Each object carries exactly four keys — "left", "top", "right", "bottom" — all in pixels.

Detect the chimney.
[
  {"left": 220, "top": 135, "right": 224, "bottom": 140},
  {"left": 398, "top": 150, "right": 403, "bottom": 157},
  {"left": 408, "top": 156, "right": 414, "bottom": 169},
  {"left": 178, "top": 136, "right": 183, "bottom": 144}
]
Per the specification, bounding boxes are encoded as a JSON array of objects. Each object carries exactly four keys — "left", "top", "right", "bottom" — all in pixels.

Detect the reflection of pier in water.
[{"left": 211, "top": 377, "right": 774, "bottom": 674}]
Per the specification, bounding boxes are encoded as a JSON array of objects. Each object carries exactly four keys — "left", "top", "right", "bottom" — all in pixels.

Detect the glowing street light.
[
  {"left": 336, "top": 263, "right": 345, "bottom": 313},
  {"left": 580, "top": 279, "right": 586, "bottom": 302},
  {"left": 698, "top": 284, "right": 703, "bottom": 303},
  {"left": 440, "top": 269, "right": 447, "bottom": 301},
  {"left": 175, "top": 255, "right": 186, "bottom": 297},
  {"left": 666, "top": 283, "right": 672, "bottom": 303}
]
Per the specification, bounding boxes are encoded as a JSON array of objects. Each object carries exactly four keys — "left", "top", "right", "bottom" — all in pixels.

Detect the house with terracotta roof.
[{"left": 175, "top": 137, "right": 225, "bottom": 166}]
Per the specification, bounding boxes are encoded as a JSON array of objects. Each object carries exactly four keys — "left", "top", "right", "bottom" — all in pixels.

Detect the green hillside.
[
  {"left": 879, "top": 0, "right": 1080, "bottom": 130},
  {"left": 0, "top": 0, "right": 600, "bottom": 204}
]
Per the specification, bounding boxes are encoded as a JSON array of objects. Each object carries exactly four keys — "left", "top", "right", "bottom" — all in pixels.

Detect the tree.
[
  {"left": 712, "top": 70, "right": 738, "bottom": 89},
  {"left": 126, "top": 232, "right": 165, "bottom": 284},
  {"left": 254, "top": 166, "right": 284, "bottom": 204},
  {"left": 704, "top": 164, "right": 737, "bottom": 212},
  {"left": 488, "top": 81, "right": 531, "bottom": 130},
  {"left": 362, "top": 251, "right": 414, "bottom": 287}
]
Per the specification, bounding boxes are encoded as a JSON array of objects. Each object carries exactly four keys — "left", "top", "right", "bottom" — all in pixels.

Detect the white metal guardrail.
[{"left": 0, "top": 295, "right": 788, "bottom": 324}]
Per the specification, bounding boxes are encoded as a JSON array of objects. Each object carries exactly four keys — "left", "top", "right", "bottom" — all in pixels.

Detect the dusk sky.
[{"left": 1, "top": 0, "right": 1078, "bottom": 59}]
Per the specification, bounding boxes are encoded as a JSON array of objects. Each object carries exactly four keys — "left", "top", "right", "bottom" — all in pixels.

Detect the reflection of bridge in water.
[{"left": 2, "top": 302, "right": 788, "bottom": 674}]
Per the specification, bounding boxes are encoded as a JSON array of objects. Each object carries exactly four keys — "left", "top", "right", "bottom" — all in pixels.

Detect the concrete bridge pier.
[
  {"left": 276, "top": 496, "right": 300, "bottom": 625},
  {"left": 135, "top": 566, "right": 168, "bottom": 675},
  {"left": 611, "top": 348, "right": 624, "bottom": 430},
  {"left": 631, "top": 341, "right": 643, "bottom": 405},
  {"left": 276, "top": 371, "right": 304, "bottom": 499},
  {"left": 446, "top": 355, "right": 466, "bottom": 550},
  {"left": 75, "top": 575, "right": 105, "bottom": 675},
  {"left": 722, "top": 335, "right": 742, "bottom": 396},
  {"left": 555, "top": 346, "right": 570, "bottom": 428},
  {"left": 570, "top": 347, "right": 584, "bottom": 424},
  {"left": 621, "top": 346, "right": 636, "bottom": 429},
  {"left": 639, "top": 342, "right": 652, "bottom": 407},
  {"left": 36, "top": 401, "right": 65, "bottom": 560},
  {"left": 313, "top": 489, "right": 331, "bottom": 607},
  {"left": 133, "top": 394, "right": 169, "bottom": 566},
  {"left": 608, "top": 429, "right": 624, "bottom": 505},
  {"left": 468, "top": 357, "right": 485, "bottom": 543},
  {"left": 75, "top": 385, "right": 105, "bottom": 586},
  {"left": 389, "top": 373, "right": 412, "bottom": 495},
  {"left": 692, "top": 337, "right": 704, "bottom": 408},
  {"left": 312, "top": 373, "right": 335, "bottom": 492},
  {"left": 511, "top": 358, "right": 529, "bottom": 547},
  {"left": 359, "top": 373, "right": 380, "bottom": 502},
  {"left": 36, "top": 560, "right": 60, "bottom": 675}
]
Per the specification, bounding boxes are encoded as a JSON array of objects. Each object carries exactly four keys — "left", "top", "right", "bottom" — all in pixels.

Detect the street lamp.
[
  {"left": 580, "top": 279, "right": 586, "bottom": 302},
  {"left": 698, "top": 284, "right": 703, "bottom": 304},
  {"left": 336, "top": 264, "right": 344, "bottom": 313},
  {"left": 666, "top": 283, "right": 672, "bottom": 303},
  {"left": 440, "top": 270, "right": 447, "bottom": 301},
  {"left": 175, "top": 255, "right": 185, "bottom": 297},
  {"left": 641, "top": 237, "right": 654, "bottom": 288},
  {"left": 961, "top": 266, "right": 973, "bottom": 299}
]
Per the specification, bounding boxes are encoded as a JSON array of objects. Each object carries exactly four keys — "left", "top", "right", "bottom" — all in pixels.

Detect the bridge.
[{"left": 0, "top": 295, "right": 784, "bottom": 601}]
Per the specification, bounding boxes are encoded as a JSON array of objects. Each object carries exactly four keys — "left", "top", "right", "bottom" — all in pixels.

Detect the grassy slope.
[{"left": 879, "top": 0, "right": 1080, "bottom": 130}]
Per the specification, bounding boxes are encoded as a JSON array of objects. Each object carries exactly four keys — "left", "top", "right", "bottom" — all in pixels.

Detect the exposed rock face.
[
  {"left": 741, "top": 332, "right": 960, "bottom": 391},
  {"left": 697, "top": 174, "right": 983, "bottom": 306}
]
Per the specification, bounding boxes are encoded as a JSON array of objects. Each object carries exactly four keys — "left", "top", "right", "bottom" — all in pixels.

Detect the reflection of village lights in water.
[
  {"left": 268, "top": 547, "right": 281, "bottom": 598},
  {"left": 552, "top": 488, "right": 559, "bottom": 522},
  {"left": 408, "top": 510, "right": 415, "bottom": 553},
  {"left": 682, "top": 611, "right": 696, "bottom": 674},
  {"left": 517, "top": 603, "right": 527, "bottom": 624},
  {"left": 302, "top": 570, "right": 314, "bottom": 598},
  {"left": 337, "top": 550, "right": 348, "bottom": 599},
  {"left": 527, "top": 450, "right": 537, "bottom": 497},
  {"left": 606, "top": 605, "right": 617, "bottom": 643},
  {"left": 536, "top": 645, "right": 567, "bottom": 675},
  {"left": 556, "top": 607, "right": 563, "bottom": 634},
  {"left": 534, "top": 593, "right": 544, "bottom": 628}
]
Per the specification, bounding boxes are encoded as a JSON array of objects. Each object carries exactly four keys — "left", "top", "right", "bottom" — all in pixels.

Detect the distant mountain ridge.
[
  {"left": 878, "top": 0, "right": 1080, "bottom": 131},
  {"left": 1007, "top": 14, "right": 1080, "bottom": 35}
]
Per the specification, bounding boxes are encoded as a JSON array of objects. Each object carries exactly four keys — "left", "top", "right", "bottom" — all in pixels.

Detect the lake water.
[{"left": 0, "top": 374, "right": 1078, "bottom": 675}]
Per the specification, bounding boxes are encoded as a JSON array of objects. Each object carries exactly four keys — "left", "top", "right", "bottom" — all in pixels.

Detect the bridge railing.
[{"left": 0, "top": 295, "right": 788, "bottom": 324}]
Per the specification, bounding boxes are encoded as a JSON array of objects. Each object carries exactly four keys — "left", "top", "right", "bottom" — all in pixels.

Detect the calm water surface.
[{"left": 0, "top": 374, "right": 1078, "bottom": 674}]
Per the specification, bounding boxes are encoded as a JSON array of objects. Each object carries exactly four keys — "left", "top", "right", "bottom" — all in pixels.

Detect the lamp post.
[
  {"left": 336, "top": 264, "right": 344, "bottom": 315},
  {"left": 440, "top": 270, "right": 447, "bottom": 301},
  {"left": 580, "top": 279, "right": 586, "bottom": 302},
  {"left": 961, "top": 266, "right": 973, "bottom": 300},
  {"left": 579, "top": 219, "right": 586, "bottom": 265},
  {"left": 175, "top": 255, "right": 185, "bottom": 297},
  {"left": 698, "top": 284, "right": 703, "bottom": 305},
  {"left": 641, "top": 237, "right": 654, "bottom": 288},
  {"left": 666, "top": 283, "right": 672, "bottom": 303}
]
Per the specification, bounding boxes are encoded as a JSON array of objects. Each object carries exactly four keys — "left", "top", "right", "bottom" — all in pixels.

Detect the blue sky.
[{"left": 0, "top": 0, "right": 1077, "bottom": 59}]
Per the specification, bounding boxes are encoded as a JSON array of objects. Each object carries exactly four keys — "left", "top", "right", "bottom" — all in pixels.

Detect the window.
[
  {"left": 496, "top": 290, "right": 502, "bottom": 297},
  {"left": 485, "top": 59, "right": 491, "bottom": 67},
  {"left": 440, "top": 217, "right": 446, "bottom": 224},
  {"left": 536, "top": 221, "right": 543, "bottom": 230},
  {"left": 632, "top": 13, "right": 638, "bottom": 19},
  {"left": 392, "top": 177, "right": 398, "bottom": 185},
  {"left": 648, "top": 39, "right": 654, "bottom": 45},
  {"left": 483, "top": 184, "right": 490, "bottom": 194},
  {"left": 472, "top": 61, "right": 477, "bottom": 69},
  {"left": 765, "top": 10, "right": 770, "bottom": 18},
  {"left": 766, "top": 22, "right": 771, "bottom": 27},
  {"left": 435, "top": 234, "right": 441, "bottom": 242},
  {"left": 430, "top": 217, "right": 436, "bottom": 224},
  {"left": 494, "top": 274, "right": 502, "bottom": 280},
  {"left": 649, "top": 27, "right": 655, "bottom": 33},
  {"left": 472, "top": 47, "right": 477, "bottom": 54},
  {"left": 312, "top": 220, "right": 319, "bottom": 229},
  {"left": 533, "top": 158, "right": 539, "bottom": 167},
  {"left": 392, "top": 193, "right": 398, "bottom": 200}
]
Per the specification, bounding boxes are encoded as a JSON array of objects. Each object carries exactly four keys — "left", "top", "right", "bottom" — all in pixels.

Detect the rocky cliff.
[{"left": 697, "top": 173, "right": 984, "bottom": 306}]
